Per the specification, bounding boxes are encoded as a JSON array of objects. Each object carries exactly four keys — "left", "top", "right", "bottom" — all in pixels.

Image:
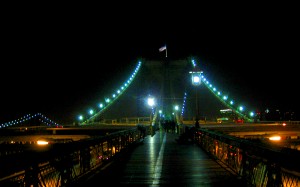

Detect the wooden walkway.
[{"left": 77, "top": 130, "right": 248, "bottom": 186}]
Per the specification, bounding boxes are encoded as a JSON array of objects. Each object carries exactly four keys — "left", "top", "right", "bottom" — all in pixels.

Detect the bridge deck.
[{"left": 78, "top": 130, "right": 247, "bottom": 186}]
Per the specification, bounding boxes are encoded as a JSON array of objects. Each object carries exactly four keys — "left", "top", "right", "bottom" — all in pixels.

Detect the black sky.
[{"left": 1, "top": 3, "right": 299, "bottom": 123}]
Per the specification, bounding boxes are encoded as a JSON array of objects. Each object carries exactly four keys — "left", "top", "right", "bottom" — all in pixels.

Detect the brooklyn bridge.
[{"left": 1, "top": 58, "right": 299, "bottom": 186}]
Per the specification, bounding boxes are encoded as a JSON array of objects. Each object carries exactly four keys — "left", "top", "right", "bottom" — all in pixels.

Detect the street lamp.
[
  {"left": 147, "top": 96, "right": 156, "bottom": 135},
  {"left": 174, "top": 105, "right": 180, "bottom": 133},
  {"left": 147, "top": 97, "right": 155, "bottom": 109},
  {"left": 190, "top": 68, "right": 203, "bottom": 86},
  {"left": 174, "top": 105, "right": 179, "bottom": 122},
  {"left": 189, "top": 67, "right": 203, "bottom": 128}
]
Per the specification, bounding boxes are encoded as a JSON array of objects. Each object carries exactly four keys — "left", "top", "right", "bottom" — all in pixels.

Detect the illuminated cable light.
[
  {"left": 181, "top": 92, "right": 188, "bottom": 116},
  {"left": 79, "top": 61, "right": 142, "bottom": 124},
  {"left": 202, "top": 74, "right": 253, "bottom": 122},
  {"left": 78, "top": 115, "right": 84, "bottom": 121},
  {"left": 192, "top": 59, "right": 196, "bottom": 67}
]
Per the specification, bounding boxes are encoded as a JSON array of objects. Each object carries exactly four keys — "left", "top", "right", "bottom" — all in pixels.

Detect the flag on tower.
[{"left": 159, "top": 45, "right": 166, "bottom": 52}]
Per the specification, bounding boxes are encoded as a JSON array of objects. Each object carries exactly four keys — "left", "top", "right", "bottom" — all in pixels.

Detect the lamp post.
[
  {"left": 174, "top": 105, "right": 179, "bottom": 133},
  {"left": 147, "top": 96, "right": 156, "bottom": 135},
  {"left": 158, "top": 109, "right": 163, "bottom": 129},
  {"left": 189, "top": 68, "right": 203, "bottom": 128}
]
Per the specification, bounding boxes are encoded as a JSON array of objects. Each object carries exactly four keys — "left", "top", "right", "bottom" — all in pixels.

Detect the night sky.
[{"left": 1, "top": 3, "right": 299, "bottom": 124}]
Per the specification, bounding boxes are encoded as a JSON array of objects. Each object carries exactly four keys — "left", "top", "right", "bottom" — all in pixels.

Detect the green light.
[
  {"left": 239, "top": 106, "right": 244, "bottom": 111},
  {"left": 174, "top": 105, "right": 179, "bottom": 111}
]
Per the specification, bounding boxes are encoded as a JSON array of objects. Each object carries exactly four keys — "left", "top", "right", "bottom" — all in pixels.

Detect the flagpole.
[
  {"left": 159, "top": 45, "right": 167, "bottom": 58},
  {"left": 165, "top": 45, "right": 167, "bottom": 58}
]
